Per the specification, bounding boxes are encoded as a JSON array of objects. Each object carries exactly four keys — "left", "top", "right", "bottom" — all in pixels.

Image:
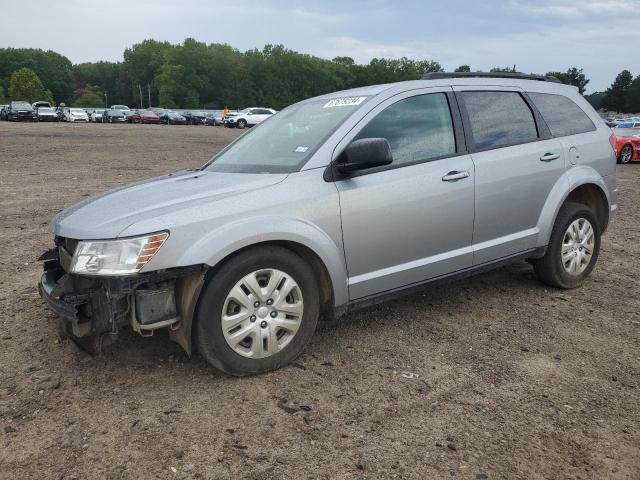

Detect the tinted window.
[
  {"left": 461, "top": 91, "right": 538, "bottom": 150},
  {"left": 354, "top": 93, "right": 456, "bottom": 167},
  {"left": 529, "top": 92, "right": 596, "bottom": 137}
]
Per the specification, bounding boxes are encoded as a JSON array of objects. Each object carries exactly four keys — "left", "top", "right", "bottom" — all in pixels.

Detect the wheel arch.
[
  {"left": 537, "top": 167, "right": 612, "bottom": 246},
  {"left": 169, "top": 218, "right": 348, "bottom": 355}
]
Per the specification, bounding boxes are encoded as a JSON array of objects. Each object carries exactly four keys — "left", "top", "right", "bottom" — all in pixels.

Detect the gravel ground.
[{"left": 0, "top": 122, "right": 638, "bottom": 480}]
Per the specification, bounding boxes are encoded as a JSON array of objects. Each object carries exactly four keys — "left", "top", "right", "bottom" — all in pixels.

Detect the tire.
[
  {"left": 194, "top": 246, "right": 320, "bottom": 376},
  {"left": 619, "top": 144, "right": 633, "bottom": 164},
  {"left": 237, "top": 119, "right": 247, "bottom": 129},
  {"left": 533, "top": 202, "right": 601, "bottom": 289}
]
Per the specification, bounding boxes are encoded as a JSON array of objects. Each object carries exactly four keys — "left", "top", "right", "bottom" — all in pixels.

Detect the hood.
[{"left": 52, "top": 170, "right": 288, "bottom": 240}]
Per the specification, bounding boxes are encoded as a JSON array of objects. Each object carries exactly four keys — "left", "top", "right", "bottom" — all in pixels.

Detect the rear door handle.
[
  {"left": 540, "top": 152, "right": 560, "bottom": 162},
  {"left": 442, "top": 170, "right": 470, "bottom": 182}
]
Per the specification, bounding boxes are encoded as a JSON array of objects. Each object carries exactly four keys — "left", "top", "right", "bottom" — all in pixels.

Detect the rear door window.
[
  {"left": 460, "top": 91, "right": 538, "bottom": 151},
  {"left": 528, "top": 92, "right": 596, "bottom": 137}
]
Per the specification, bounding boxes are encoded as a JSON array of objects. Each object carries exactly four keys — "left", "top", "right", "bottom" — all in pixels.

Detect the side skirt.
[{"left": 342, "top": 247, "right": 546, "bottom": 314}]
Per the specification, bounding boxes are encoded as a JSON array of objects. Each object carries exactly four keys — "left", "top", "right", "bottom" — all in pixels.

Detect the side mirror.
[{"left": 337, "top": 138, "right": 393, "bottom": 174}]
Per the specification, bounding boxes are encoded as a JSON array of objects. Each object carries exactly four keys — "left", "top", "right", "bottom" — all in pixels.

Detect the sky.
[{"left": 2, "top": 0, "right": 639, "bottom": 93}]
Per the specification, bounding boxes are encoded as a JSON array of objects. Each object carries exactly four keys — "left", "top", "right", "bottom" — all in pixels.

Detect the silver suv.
[{"left": 39, "top": 72, "right": 617, "bottom": 375}]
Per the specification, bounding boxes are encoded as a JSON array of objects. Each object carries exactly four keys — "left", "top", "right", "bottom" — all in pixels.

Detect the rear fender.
[{"left": 536, "top": 165, "right": 611, "bottom": 246}]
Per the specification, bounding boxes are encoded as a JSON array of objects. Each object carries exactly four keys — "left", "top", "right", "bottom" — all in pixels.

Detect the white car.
[
  {"left": 110, "top": 105, "right": 131, "bottom": 112},
  {"left": 91, "top": 110, "right": 105, "bottom": 123},
  {"left": 65, "top": 108, "right": 89, "bottom": 123},
  {"left": 225, "top": 107, "right": 275, "bottom": 129}
]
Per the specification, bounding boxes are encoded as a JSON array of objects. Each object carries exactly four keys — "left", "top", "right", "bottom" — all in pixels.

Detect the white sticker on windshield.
[
  {"left": 323, "top": 96, "right": 367, "bottom": 108},
  {"left": 294, "top": 146, "right": 309, "bottom": 153}
]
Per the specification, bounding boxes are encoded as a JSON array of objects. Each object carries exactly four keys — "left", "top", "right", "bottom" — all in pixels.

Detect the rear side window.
[
  {"left": 460, "top": 91, "right": 538, "bottom": 151},
  {"left": 354, "top": 93, "right": 456, "bottom": 167},
  {"left": 529, "top": 92, "right": 596, "bottom": 137}
]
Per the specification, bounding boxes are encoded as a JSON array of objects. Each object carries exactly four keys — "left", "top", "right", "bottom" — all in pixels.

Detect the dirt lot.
[{"left": 0, "top": 122, "right": 638, "bottom": 480}]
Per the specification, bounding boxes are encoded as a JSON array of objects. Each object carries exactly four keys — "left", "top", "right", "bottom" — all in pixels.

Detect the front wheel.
[
  {"left": 619, "top": 144, "right": 633, "bottom": 164},
  {"left": 194, "top": 246, "right": 319, "bottom": 376},
  {"left": 236, "top": 119, "right": 247, "bottom": 129},
  {"left": 533, "top": 202, "right": 601, "bottom": 289}
]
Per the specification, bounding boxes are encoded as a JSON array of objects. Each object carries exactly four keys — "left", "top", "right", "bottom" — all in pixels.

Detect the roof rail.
[{"left": 421, "top": 72, "right": 561, "bottom": 83}]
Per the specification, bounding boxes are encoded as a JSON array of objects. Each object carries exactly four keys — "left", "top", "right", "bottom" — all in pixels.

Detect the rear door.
[
  {"left": 335, "top": 89, "right": 475, "bottom": 300},
  {"left": 527, "top": 91, "right": 608, "bottom": 175},
  {"left": 454, "top": 87, "right": 566, "bottom": 264}
]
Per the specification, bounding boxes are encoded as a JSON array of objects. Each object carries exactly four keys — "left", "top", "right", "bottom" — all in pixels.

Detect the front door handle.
[
  {"left": 540, "top": 152, "right": 560, "bottom": 162},
  {"left": 442, "top": 170, "right": 470, "bottom": 182}
]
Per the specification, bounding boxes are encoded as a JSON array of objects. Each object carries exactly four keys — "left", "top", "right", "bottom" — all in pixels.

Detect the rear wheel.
[
  {"left": 619, "top": 144, "right": 633, "bottom": 164},
  {"left": 533, "top": 202, "right": 600, "bottom": 289},
  {"left": 195, "top": 246, "right": 319, "bottom": 376}
]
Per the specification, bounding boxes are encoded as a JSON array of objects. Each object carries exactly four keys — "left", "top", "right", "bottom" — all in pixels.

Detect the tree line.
[{"left": 0, "top": 40, "right": 636, "bottom": 112}]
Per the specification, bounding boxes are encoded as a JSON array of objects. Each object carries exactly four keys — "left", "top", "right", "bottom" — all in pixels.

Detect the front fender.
[
  {"left": 536, "top": 165, "right": 611, "bottom": 246},
  {"left": 176, "top": 215, "right": 349, "bottom": 307}
]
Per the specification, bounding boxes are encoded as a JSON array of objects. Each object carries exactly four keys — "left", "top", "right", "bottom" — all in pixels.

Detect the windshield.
[
  {"left": 39, "top": 108, "right": 54, "bottom": 113},
  {"left": 203, "top": 96, "right": 368, "bottom": 173},
  {"left": 614, "top": 128, "right": 640, "bottom": 137},
  {"left": 70, "top": 109, "right": 86, "bottom": 114},
  {"left": 169, "top": 112, "right": 182, "bottom": 118},
  {"left": 13, "top": 102, "right": 31, "bottom": 108}
]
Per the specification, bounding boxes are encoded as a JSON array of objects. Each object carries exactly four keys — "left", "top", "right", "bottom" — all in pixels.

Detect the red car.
[
  {"left": 612, "top": 128, "right": 640, "bottom": 164},
  {"left": 130, "top": 110, "right": 160, "bottom": 124}
]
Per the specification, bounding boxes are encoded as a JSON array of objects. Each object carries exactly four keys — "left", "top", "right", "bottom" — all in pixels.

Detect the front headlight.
[{"left": 70, "top": 232, "right": 168, "bottom": 276}]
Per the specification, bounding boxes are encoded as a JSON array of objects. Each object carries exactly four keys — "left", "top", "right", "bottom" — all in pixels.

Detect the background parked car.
[
  {"left": 615, "top": 121, "right": 640, "bottom": 129},
  {"left": 103, "top": 109, "right": 126, "bottom": 123},
  {"left": 612, "top": 128, "right": 640, "bottom": 163},
  {"left": 123, "top": 110, "right": 139, "bottom": 123},
  {"left": 205, "top": 112, "right": 224, "bottom": 126},
  {"left": 110, "top": 104, "right": 130, "bottom": 112},
  {"left": 36, "top": 106, "right": 58, "bottom": 122},
  {"left": 90, "top": 109, "right": 105, "bottom": 122},
  {"left": 32, "top": 101, "right": 52, "bottom": 110},
  {"left": 225, "top": 107, "right": 275, "bottom": 129},
  {"left": 159, "top": 111, "right": 187, "bottom": 125},
  {"left": 5, "top": 101, "right": 38, "bottom": 121},
  {"left": 182, "top": 110, "right": 207, "bottom": 125},
  {"left": 55, "top": 106, "right": 69, "bottom": 122},
  {"left": 64, "top": 108, "right": 89, "bottom": 123},
  {"left": 136, "top": 110, "right": 161, "bottom": 124}
]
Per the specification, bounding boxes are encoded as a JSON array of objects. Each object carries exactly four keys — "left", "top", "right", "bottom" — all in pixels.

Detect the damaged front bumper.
[{"left": 38, "top": 240, "right": 203, "bottom": 344}]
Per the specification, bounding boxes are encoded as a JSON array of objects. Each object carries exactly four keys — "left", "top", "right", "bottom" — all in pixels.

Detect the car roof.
[{"left": 301, "top": 75, "right": 578, "bottom": 105}]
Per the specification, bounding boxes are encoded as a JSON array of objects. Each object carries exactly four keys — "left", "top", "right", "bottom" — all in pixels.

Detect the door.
[
  {"left": 454, "top": 88, "right": 566, "bottom": 264},
  {"left": 251, "top": 109, "right": 272, "bottom": 125},
  {"left": 335, "top": 91, "right": 475, "bottom": 300}
]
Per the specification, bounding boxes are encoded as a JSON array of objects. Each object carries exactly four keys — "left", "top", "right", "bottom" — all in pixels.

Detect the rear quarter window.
[
  {"left": 528, "top": 92, "right": 596, "bottom": 137},
  {"left": 460, "top": 91, "right": 538, "bottom": 151}
]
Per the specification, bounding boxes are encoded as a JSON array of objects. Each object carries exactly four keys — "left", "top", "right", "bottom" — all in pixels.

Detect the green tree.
[
  {"left": 584, "top": 91, "right": 606, "bottom": 110},
  {"left": 72, "top": 92, "right": 104, "bottom": 107},
  {"left": 0, "top": 48, "right": 73, "bottom": 102},
  {"left": 602, "top": 70, "right": 633, "bottom": 112},
  {"left": 625, "top": 76, "right": 640, "bottom": 113},
  {"left": 545, "top": 67, "right": 589, "bottom": 94},
  {"left": 490, "top": 65, "right": 517, "bottom": 73},
  {"left": 0, "top": 84, "right": 6, "bottom": 103},
  {"left": 454, "top": 65, "right": 471, "bottom": 72},
  {"left": 8, "top": 67, "right": 54, "bottom": 103}
]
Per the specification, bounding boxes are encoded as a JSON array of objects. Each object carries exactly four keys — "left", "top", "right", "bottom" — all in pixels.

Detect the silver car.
[{"left": 39, "top": 72, "right": 617, "bottom": 375}]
